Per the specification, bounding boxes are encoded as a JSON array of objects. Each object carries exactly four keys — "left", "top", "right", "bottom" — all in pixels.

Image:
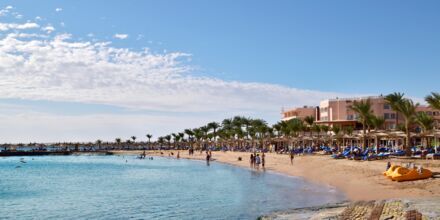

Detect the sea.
[{"left": 0, "top": 155, "right": 345, "bottom": 219}]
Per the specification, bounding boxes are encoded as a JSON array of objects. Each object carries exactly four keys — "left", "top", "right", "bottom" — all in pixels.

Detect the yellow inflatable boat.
[
  {"left": 383, "top": 165, "right": 400, "bottom": 177},
  {"left": 383, "top": 165, "right": 432, "bottom": 181},
  {"left": 390, "top": 167, "right": 432, "bottom": 182}
]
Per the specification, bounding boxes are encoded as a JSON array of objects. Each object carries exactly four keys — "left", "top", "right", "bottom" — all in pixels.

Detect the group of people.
[
  {"left": 249, "top": 152, "right": 265, "bottom": 168},
  {"left": 138, "top": 150, "right": 154, "bottom": 160}
]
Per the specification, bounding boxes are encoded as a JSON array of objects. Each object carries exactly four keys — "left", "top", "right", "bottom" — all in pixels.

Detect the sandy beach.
[{"left": 113, "top": 150, "right": 440, "bottom": 201}]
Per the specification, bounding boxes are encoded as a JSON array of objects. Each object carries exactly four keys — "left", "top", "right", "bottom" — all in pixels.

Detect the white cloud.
[
  {"left": 42, "top": 25, "right": 55, "bottom": 33},
  {"left": 35, "top": 16, "right": 42, "bottom": 20},
  {"left": 0, "top": 31, "right": 350, "bottom": 116},
  {"left": 0, "top": 19, "right": 360, "bottom": 142},
  {"left": 113, "top": 33, "right": 128, "bottom": 39},
  {"left": 0, "top": 6, "right": 13, "bottom": 17},
  {"left": 6, "top": 33, "right": 48, "bottom": 38},
  {"left": 0, "top": 9, "right": 8, "bottom": 16},
  {"left": 55, "top": 8, "right": 63, "bottom": 12},
  {"left": 0, "top": 22, "right": 39, "bottom": 31},
  {"left": 60, "top": 22, "right": 65, "bottom": 27}
]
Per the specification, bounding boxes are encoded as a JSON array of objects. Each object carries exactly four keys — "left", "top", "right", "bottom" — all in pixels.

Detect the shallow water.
[{"left": 0, "top": 155, "right": 345, "bottom": 219}]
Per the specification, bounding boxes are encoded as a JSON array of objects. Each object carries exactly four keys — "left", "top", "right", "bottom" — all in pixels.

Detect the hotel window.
[
  {"left": 384, "top": 104, "right": 391, "bottom": 110},
  {"left": 388, "top": 123, "right": 396, "bottom": 129},
  {"left": 384, "top": 113, "right": 390, "bottom": 119},
  {"left": 347, "top": 115, "right": 354, "bottom": 120},
  {"left": 390, "top": 113, "right": 396, "bottom": 119}
]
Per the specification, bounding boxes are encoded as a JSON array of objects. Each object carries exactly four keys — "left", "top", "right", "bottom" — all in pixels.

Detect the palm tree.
[
  {"left": 349, "top": 99, "right": 372, "bottom": 149},
  {"left": 332, "top": 125, "right": 341, "bottom": 150},
  {"left": 385, "top": 92, "right": 405, "bottom": 128},
  {"left": 369, "top": 115, "right": 385, "bottom": 152},
  {"left": 184, "top": 129, "right": 194, "bottom": 149},
  {"left": 157, "top": 137, "right": 165, "bottom": 149},
  {"left": 146, "top": 134, "right": 152, "bottom": 149},
  {"left": 96, "top": 139, "right": 102, "bottom": 150},
  {"left": 304, "top": 116, "right": 315, "bottom": 138},
  {"left": 164, "top": 135, "right": 172, "bottom": 149},
  {"left": 115, "top": 138, "right": 121, "bottom": 150},
  {"left": 193, "top": 128, "right": 203, "bottom": 150},
  {"left": 126, "top": 139, "right": 132, "bottom": 146},
  {"left": 131, "top": 136, "right": 137, "bottom": 149},
  {"left": 395, "top": 99, "right": 419, "bottom": 155},
  {"left": 178, "top": 132, "right": 185, "bottom": 144},
  {"left": 207, "top": 122, "right": 220, "bottom": 145},
  {"left": 416, "top": 112, "right": 434, "bottom": 148},
  {"left": 370, "top": 115, "right": 386, "bottom": 131},
  {"left": 311, "top": 124, "right": 321, "bottom": 145},
  {"left": 304, "top": 116, "right": 315, "bottom": 127},
  {"left": 252, "top": 119, "right": 268, "bottom": 150},
  {"left": 425, "top": 92, "right": 440, "bottom": 110}
]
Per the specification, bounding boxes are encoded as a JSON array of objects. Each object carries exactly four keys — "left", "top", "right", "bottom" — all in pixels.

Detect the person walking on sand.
[
  {"left": 290, "top": 151, "right": 294, "bottom": 165},
  {"left": 261, "top": 152, "right": 265, "bottom": 168},
  {"left": 177, "top": 151, "right": 180, "bottom": 159},
  {"left": 250, "top": 154, "right": 254, "bottom": 168}
]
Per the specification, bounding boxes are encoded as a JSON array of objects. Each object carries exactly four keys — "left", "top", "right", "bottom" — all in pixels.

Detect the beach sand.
[{"left": 113, "top": 150, "right": 440, "bottom": 201}]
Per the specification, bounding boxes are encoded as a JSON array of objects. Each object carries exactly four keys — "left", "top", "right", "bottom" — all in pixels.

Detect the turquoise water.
[{"left": 0, "top": 155, "right": 345, "bottom": 219}]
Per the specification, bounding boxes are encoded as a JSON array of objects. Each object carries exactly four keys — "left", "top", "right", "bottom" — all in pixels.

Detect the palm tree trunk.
[
  {"left": 405, "top": 122, "right": 411, "bottom": 156},
  {"left": 362, "top": 121, "right": 366, "bottom": 150}
]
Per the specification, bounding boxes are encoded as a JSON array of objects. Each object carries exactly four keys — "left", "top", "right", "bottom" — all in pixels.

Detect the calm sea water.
[{"left": 0, "top": 155, "right": 345, "bottom": 219}]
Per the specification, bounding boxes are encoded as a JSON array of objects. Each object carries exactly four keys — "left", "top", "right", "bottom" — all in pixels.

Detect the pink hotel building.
[{"left": 282, "top": 96, "right": 440, "bottom": 129}]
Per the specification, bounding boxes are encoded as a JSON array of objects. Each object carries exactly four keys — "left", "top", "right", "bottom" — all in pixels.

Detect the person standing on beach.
[
  {"left": 206, "top": 151, "right": 211, "bottom": 166},
  {"left": 177, "top": 151, "right": 180, "bottom": 159},
  {"left": 290, "top": 151, "right": 294, "bottom": 165},
  {"left": 250, "top": 154, "right": 254, "bottom": 168},
  {"left": 261, "top": 152, "right": 265, "bottom": 168},
  {"left": 255, "top": 154, "right": 261, "bottom": 169}
]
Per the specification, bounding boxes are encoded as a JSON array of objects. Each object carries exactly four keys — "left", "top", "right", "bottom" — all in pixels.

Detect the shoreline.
[{"left": 111, "top": 150, "right": 440, "bottom": 201}]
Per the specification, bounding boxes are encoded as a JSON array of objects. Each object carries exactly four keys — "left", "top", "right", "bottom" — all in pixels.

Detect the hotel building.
[
  {"left": 282, "top": 96, "right": 440, "bottom": 129},
  {"left": 281, "top": 106, "right": 319, "bottom": 121}
]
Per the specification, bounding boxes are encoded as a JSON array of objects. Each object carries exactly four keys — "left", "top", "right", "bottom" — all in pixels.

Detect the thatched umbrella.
[{"left": 370, "top": 130, "right": 389, "bottom": 153}]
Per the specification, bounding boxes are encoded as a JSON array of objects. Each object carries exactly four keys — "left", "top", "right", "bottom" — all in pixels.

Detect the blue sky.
[{"left": 0, "top": 0, "right": 439, "bottom": 142}]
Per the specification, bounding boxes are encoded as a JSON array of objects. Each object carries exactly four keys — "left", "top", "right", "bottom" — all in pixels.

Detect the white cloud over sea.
[
  {"left": 0, "top": 6, "right": 355, "bottom": 142},
  {"left": 0, "top": 32, "right": 348, "bottom": 113}
]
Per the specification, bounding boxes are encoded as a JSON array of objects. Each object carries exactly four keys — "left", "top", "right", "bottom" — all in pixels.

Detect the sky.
[{"left": 0, "top": 0, "right": 439, "bottom": 143}]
